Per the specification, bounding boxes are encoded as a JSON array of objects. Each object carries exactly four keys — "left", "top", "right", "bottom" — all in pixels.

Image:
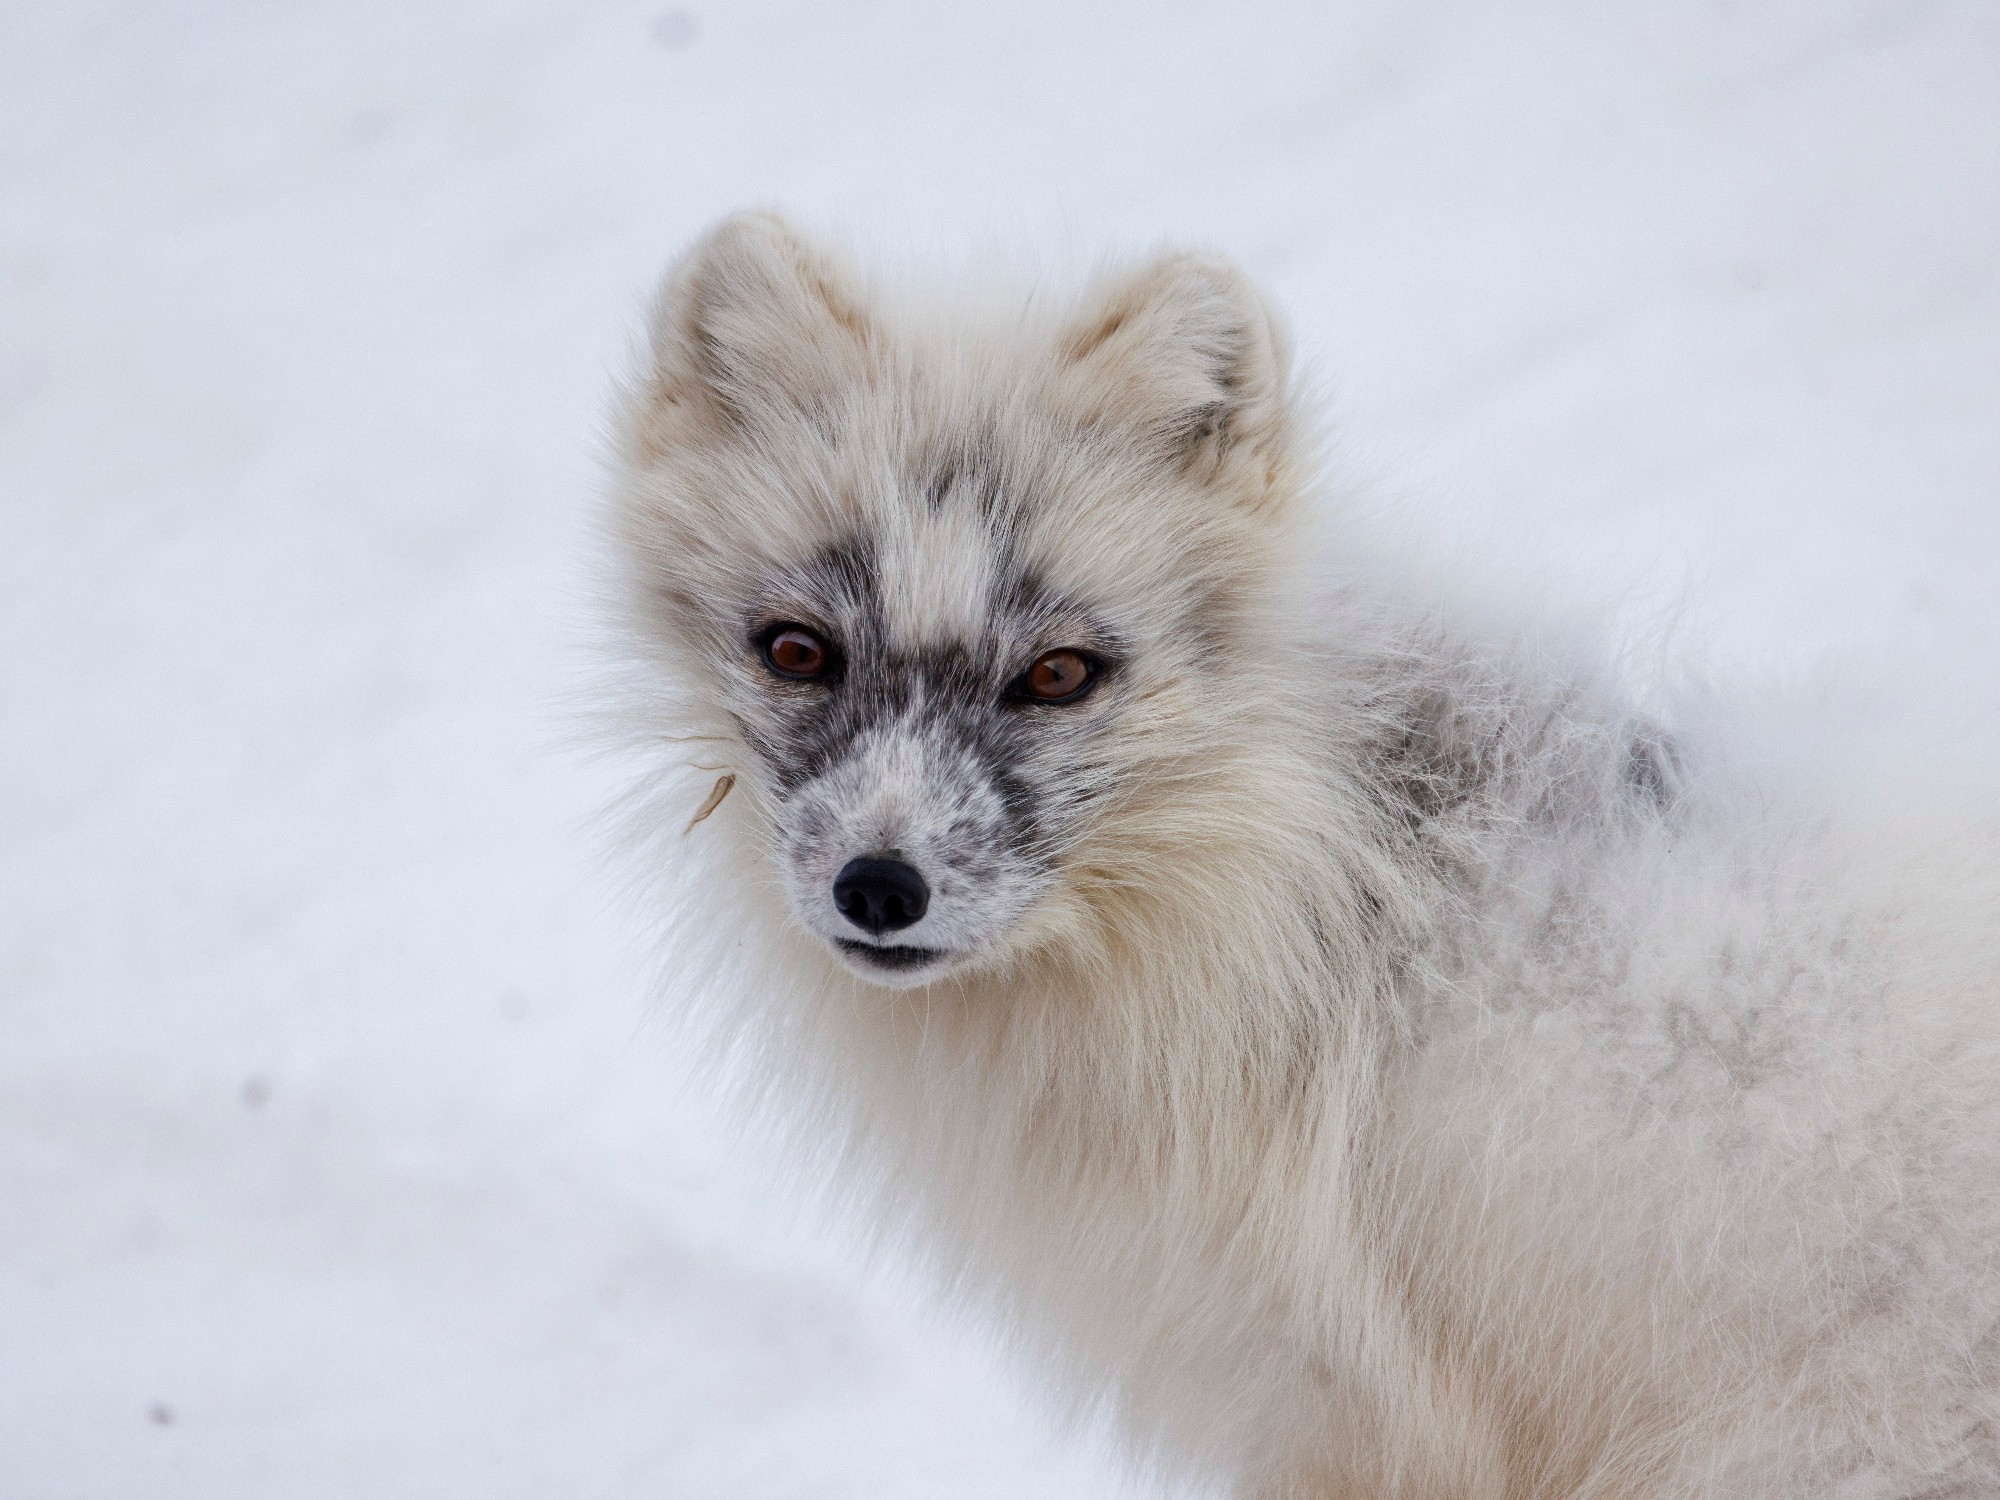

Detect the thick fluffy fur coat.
[{"left": 609, "top": 215, "right": 2000, "bottom": 1497}]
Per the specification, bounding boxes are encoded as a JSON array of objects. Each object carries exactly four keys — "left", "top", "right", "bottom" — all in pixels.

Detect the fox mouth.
[{"left": 835, "top": 939, "right": 948, "bottom": 972}]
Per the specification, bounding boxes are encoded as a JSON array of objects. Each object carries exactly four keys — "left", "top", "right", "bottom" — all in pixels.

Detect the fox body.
[{"left": 610, "top": 215, "right": 2000, "bottom": 1497}]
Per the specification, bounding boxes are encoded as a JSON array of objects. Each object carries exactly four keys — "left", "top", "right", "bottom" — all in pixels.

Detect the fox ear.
[
  {"left": 1055, "top": 252, "right": 1291, "bottom": 482},
  {"left": 641, "top": 212, "right": 875, "bottom": 439}
]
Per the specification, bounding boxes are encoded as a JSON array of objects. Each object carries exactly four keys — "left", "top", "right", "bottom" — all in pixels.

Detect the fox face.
[
  {"left": 617, "top": 215, "right": 1296, "bottom": 987},
  {"left": 731, "top": 531, "right": 1126, "bottom": 983}
]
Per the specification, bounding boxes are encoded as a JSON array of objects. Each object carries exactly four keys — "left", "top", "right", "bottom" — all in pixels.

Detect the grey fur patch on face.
[{"left": 742, "top": 530, "right": 1118, "bottom": 987}]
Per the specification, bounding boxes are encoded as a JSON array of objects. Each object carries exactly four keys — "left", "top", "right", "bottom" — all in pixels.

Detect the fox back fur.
[{"left": 608, "top": 213, "right": 2000, "bottom": 1498}]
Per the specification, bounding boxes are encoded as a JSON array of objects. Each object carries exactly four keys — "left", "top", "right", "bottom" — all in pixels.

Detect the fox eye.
[
  {"left": 760, "top": 625, "right": 833, "bottom": 680},
  {"left": 1014, "top": 648, "right": 1097, "bottom": 704}
]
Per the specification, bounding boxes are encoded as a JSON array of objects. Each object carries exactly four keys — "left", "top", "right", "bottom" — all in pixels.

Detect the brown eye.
[
  {"left": 1020, "top": 648, "right": 1096, "bottom": 704},
  {"left": 762, "top": 626, "right": 832, "bottom": 680}
]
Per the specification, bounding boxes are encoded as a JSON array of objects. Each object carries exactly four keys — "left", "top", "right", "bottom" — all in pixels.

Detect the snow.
[{"left": 2, "top": 1, "right": 1995, "bottom": 1494}]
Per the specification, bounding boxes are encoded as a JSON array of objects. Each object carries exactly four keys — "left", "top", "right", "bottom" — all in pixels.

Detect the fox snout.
[
  {"left": 766, "top": 708, "right": 1059, "bottom": 984},
  {"left": 832, "top": 856, "right": 929, "bottom": 935}
]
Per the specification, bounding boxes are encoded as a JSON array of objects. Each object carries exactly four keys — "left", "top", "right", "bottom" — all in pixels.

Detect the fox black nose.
[{"left": 833, "top": 856, "right": 929, "bottom": 935}]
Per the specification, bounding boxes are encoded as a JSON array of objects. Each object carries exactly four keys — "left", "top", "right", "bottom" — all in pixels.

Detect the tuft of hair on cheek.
[{"left": 682, "top": 772, "right": 738, "bottom": 831}]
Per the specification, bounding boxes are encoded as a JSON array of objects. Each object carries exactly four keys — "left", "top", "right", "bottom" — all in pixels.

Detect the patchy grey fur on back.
[{"left": 607, "top": 214, "right": 2000, "bottom": 1499}]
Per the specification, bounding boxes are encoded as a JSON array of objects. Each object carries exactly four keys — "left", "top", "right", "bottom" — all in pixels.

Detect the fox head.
[{"left": 615, "top": 214, "right": 1302, "bottom": 989}]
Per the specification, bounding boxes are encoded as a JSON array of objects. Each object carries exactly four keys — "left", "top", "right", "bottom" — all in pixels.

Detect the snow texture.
[{"left": 2, "top": 2, "right": 1997, "bottom": 1495}]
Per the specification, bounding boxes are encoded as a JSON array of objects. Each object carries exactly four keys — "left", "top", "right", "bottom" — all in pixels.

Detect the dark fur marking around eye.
[
  {"left": 748, "top": 532, "right": 886, "bottom": 796},
  {"left": 742, "top": 533, "right": 879, "bottom": 661},
  {"left": 993, "top": 566, "right": 1126, "bottom": 663},
  {"left": 997, "top": 564, "right": 1056, "bottom": 622},
  {"left": 744, "top": 516, "right": 1120, "bottom": 869},
  {"left": 799, "top": 531, "right": 880, "bottom": 609},
  {"left": 988, "top": 760, "right": 1045, "bottom": 856},
  {"left": 767, "top": 637, "right": 980, "bottom": 794},
  {"left": 766, "top": 629, "right": 1061, "bottom": 860}
]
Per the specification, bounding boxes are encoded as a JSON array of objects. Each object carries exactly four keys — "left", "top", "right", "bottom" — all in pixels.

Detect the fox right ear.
[
  {"left": 639, "top": 212, "right": 875, "bottom": 441},
  {"left": 1053, "top": 251, "right": 1292, "bottom": 491}
]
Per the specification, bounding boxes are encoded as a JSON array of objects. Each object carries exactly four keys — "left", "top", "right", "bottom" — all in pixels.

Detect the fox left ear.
[
  {"left": 638, "top": 211, "right": 876, "bottom": 444},
  {"left": 1054, "top": 252, "right": 1292, "bottom": 488}
]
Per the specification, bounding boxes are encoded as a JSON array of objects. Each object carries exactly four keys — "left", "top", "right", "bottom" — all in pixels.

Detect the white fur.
[{"left": 606, "top": 214, "right": 2000, "bottom": 1498}]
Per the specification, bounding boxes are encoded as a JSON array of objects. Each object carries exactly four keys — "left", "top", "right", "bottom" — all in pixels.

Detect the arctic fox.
[{"left": 609, "top": 213, "right": 2000, "bottom": 1498}]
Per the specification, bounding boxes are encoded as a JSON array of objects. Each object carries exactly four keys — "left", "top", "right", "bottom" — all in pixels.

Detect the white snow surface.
[{"left": 3, "top": 2, "right": 1997, "bottom": 1495}]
